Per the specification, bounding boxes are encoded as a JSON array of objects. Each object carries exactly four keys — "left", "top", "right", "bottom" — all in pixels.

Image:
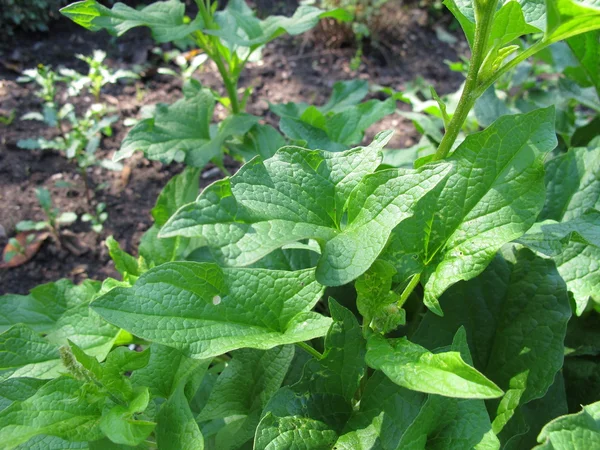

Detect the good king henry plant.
[{"left": 0, "top": 0, "right": 600, "bottom": 449}]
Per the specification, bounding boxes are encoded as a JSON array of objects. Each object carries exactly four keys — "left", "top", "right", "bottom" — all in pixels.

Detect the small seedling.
[
  {"left": 155, "top": 47, "right": 209, "bottom": 81},
  {"left": 82, "top": 202, "right": 108, "bottom": 233},
  {"left": 60, "top": 50, "right": 139, "bottom": 101},
  {"left": 16, "top": 187, "right": 77, "bottom": 246}
]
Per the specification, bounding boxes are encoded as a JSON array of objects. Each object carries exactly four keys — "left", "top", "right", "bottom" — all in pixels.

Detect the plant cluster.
[
  {"left": 1, "top": 0, "right": 600, "bottom": 449},
  {"left": 17, "top": 52, "right": 134, "bottom": 208}
]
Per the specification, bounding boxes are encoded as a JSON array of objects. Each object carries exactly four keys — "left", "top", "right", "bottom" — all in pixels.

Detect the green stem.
[
  {"left": 296, "top": 341, "right": 323, "bottom": 360},
  {"left": 397, "top": 273, "right": 421, "bottom": 309},
  {"left": 433, "top": 0, "right": 499, "bottom": 161},
  {"left": 214, "top": 55, "right": 241, "bottom": 114},
  {"left": 474, "top": 40, "right": 546, "bottom": 98}
]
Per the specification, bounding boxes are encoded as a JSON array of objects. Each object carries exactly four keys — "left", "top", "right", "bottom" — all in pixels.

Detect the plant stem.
[
  {"left": 397, "top": 273, "right": 421, "bottom": 309},
  {"left": 433, "top": 0, "right": 499, "bottom": 161},
  {"left": 80, "top": 167, "right": 93, "bottom": 208},
  {"left": 296, "top": 341, "right": 323, "bottom": 360}
]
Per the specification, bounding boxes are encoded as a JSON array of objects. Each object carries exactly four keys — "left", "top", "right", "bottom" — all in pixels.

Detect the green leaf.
[
  {"left": 116, "top": 89, "right": 258, "bottom": 166},
  {"left": 365, "top": 333, "right": 503, "bottom": 399},
  {"left": 489, "top": 1, "right": 541, "bottom": 50},
  {"left": 197, "top": 346, "right": 293, "bottom": 449},
  {"left": 277, "top": 98, "right": 396, "bottom": 150},
  {"left": 0, "top": 377, "right": 103, "bottom": 449},
  {"left": 541, "top": 147, "right": 599, "bottom": 222},
  {"left": 255, "top": 414, "right": 338, "bottom": 449},
  {"left": 99, "top": 389, "right": 155, "bottom": 446},
  {"left": 131, "top": 344, "right": 209, "bottom": 400},
  {"left": 0, "top": 379, "right": 47, "bottom": 413},
  {"left": 355, "top": 260, "right": 404, "bottom": 334},
  {"left": 0, "top": 279, "right": 119, "bottom": 361},
  {"left": 517, "top": 209, "right": 600, "bottom": 256},
  {"left": 443, "top": 0, "right": 476, "bottom": 47},
  {"left": 156, "top": 385, "right": 204, "bottom": 450},
  {"left": 413, "top": 248, "right": 571, "bottom": 435},
  {"left": 545, "top": 0, "right": 600, "bottom": 44},
  {"left": 228, "top": 123, "right": 286, "bottom": 161},
  {"left": 67, "top": 343, "right": 150, "bottom": 403},
  {"left": 61, "top": 0, "right": 204, "bottom": 43},
  {"left": 321, "top": 80, "right": 370, "bottom": 114},
  {"left": 254, "top": 300, "right": 365, "bottom": 449},
  {"left": 160, "top": 133, "right": 452, "bottom": 286},
  {"left": 567, "top": 31, "right": 600, "bottom": 96},
  {"left": 334, "top": 371, "right": 427, "bottom": 449},
  {"left": 0, "top": 325, "right": 63, "bottom": 381},
  {"left": 92, "top": 263, "right": 331, "bottom": 359},
  {"left": 152, "top": 167, "right": 201, "bottom": 227},
  {"left": 337, "top": 329, "right": 499, "bottom": 449},
  {"left": 106, "top": 237, "right": 142, "bottom": 281},
  {"left": 537, "top": 146, "right": 600, "bottom": 313},
  {"left": 15, "top": 435, "right": 89, "bottom": 449},
  {"left": 383, "top": 107, "right": 557, "bottom": 314},
  {"left": 205, "top": 0, "right": 350, "bottom": 51},
  {"left": 502, "top": 374, "right": 568, "bottom": 450},
  {"left": 534, "top": 401, "right": 600, "bottom": 449}
]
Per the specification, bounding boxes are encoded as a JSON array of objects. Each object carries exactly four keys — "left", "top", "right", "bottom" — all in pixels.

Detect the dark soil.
[{"left": 0, "top": 1, "right": 466, "bottom": 295}]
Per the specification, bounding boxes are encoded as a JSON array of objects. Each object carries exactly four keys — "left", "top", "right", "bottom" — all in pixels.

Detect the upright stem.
[
  {"left": 433, "top": 0, "right": 499, "bottom": 161},
  {"left": 195, "top": 0, "right": 241, "bottom": 114},
  {"left": 214, "top": 55, "right": 241, "bottom": 114}
]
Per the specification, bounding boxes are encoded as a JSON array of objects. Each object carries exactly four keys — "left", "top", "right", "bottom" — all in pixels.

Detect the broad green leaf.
[
  {"left": 131, "top": 344, "right": 209, "bottom": 400},
  {"left": 99, "top": 388, "right": 155, "bottom": 446},
  {"left": 254, "top": 300, "right": 366, "bottom": 449},
  {"left": 0, "top": 279, "right": 119, "bottom": 361},
  {"left": 106, "top": 236, "right": 143, "bottom": 281},
  {"left": 355, "top": 260, "right": 404, "bottom": 334},
  {"left": 277, "top": 98, "right": 396, "bottom": 150},
  {"left": 61, "top": 0, "right": 204, "bottom": 43},
  {"left": 334, "top": 372, "right": 426, "bottom": 450},
  {"left": 365, "top": 333, "right": 503, "bottom": 399},
  {"left": 152, "top": 167, "right": 201, "bottom": 227},
  {"left": 0, "top": 325, "right": 63, "bottom": 381},
  {"left": 255, "top": 414, "right": 338, "bottom": 449},
  {"left": 228, "top": 123, "right": 286, "bottom": 161},
  {"left": 541, "top": 147, "right": 600, "bottom": 221},
  {"left": 503, "top": 374, "right": 568, "bottom": 450},
  {"left": 383, "top": 107, "right": 557, "bottom": 313},
  {"left": 489, "top": 1, "right": 541, "bottom": 50},
  {"left": 0, "top": 377, "right": 103, "bottom": 449},
  {"left": 413, "top": 248, "right": 571, "bottom": 434},
  {"left": 197, "top": 346, "right": 293, "bottom": 449},
  {"left": 92, "top": 263, "right": 331, "bottom": 359},
  {"left": 138, "top": 225, "right": 189, "bottom": 268},
  {"left": 567, "top": 31, "right": 600, "bottom": 96},
  {"left": 321, "top": 80, "right": 370, "bottom": 114},
  {"left": 337, "top": 330, "right": 499, "bottom": 450},
  {"left": 156, "top": 386, "right": 204, "bottom": 450},
  {"left": 545, "top": 0, "right": 600, "bottom": 44},
  {"left": 534, "top": 401, "right": 600, "bottom": 449},
  {"left": 297, "top": 299, "right": 366, "bottom": 402},
  {"left": 205, "top": 0, "right": 351, "bottom": 51},
  {"left": 15, "top": 435, "right": 89, "bottom": 449},
  {"left": 116, "top": 89, "right": 258, "bottom": 166},
  {"left": 517, "top": 209, "right": 600, "bottom": 256},
  {"left": 0, "top": 378, "right": 47, "bottom": 413},
  {"left": 537, "top": 146, "right": 600, "bottom": 313},
  {"left": 160, "top": 133, "right": 452, "bottom": 286}
]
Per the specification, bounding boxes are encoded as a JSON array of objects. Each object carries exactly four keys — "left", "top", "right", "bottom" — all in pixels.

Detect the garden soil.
[{"left": 0, "top": 1, "right": 465, "bottom": 294}]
